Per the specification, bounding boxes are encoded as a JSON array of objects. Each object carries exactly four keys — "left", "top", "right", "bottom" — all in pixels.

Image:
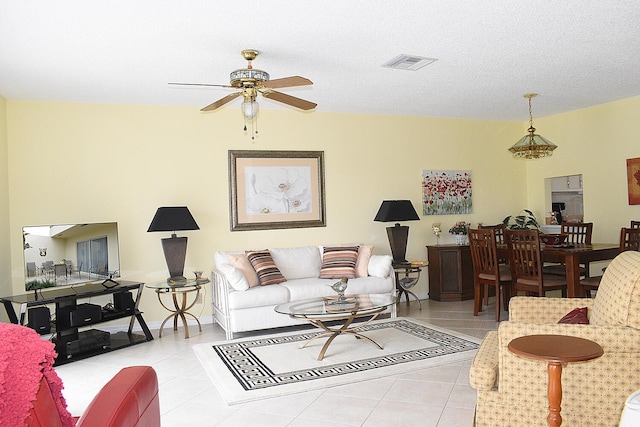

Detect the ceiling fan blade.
[
  {"left": 201, "top": 92, "right": 242, "bottom": 111},
  {"left": 169, "top": 82, "right": 234, "bottom": 88},
  {"left": 262, "top": 76, "right": 313, "bottom": 89},
  {"left": 262, "top": 90, "right": 317, "bottom": 110}
]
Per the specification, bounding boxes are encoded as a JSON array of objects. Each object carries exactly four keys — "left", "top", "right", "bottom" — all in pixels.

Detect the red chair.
[
  {"left": 28, "top": 366, "right": 160, "bottom": 427},
  {"left": 0, "top": 322, "right": 160, "bottom": 427}
]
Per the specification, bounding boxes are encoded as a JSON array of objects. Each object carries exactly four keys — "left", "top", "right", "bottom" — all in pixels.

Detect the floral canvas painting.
[
  {"left": 243, "top": 166, "right": 312, "bottom": 214},
  {"left": 229, "top": 150, "right": 326, "bottom": 231},
  {"left": 627, "top": 157, "right": 640, "bottom": 205},
  {"left": 422, "top": 170, "right": 472, "bottom": 215}
]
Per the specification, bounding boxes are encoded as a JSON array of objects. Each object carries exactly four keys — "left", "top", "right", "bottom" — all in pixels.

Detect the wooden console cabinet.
[{"left": 427, "top": 245, "right": 474, "bottom": 301}]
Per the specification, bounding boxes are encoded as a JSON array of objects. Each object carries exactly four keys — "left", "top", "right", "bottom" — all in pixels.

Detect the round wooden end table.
[{"left": 508, "top": 334, "right": 604, "bottom": 427}]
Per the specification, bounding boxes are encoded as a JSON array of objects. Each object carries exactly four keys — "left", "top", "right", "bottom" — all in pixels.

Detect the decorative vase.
[{"left": 455, "top": 234, "right": 467, "bottom": 245}]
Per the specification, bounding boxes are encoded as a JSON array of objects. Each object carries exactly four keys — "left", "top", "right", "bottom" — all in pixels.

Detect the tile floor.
[{"left": 55, "top": 299, "right": 507, "bottom": 426}]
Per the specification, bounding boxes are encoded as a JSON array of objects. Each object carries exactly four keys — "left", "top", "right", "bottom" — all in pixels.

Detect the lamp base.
[
  {"left": 161, "top": 234, "right": 188, "bottom": 283},
  {"left": 386, "top": 224, "right": 410, "bottom": 263}
]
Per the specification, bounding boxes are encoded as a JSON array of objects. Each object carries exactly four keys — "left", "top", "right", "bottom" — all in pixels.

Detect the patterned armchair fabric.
[{"left": 470, "top": 251, "right": 640, "bottom": 426}]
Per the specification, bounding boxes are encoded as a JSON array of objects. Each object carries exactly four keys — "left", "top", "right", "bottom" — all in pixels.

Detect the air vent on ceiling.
[{"left": 382, "top": 54, "right": 438, "bottom": 71}]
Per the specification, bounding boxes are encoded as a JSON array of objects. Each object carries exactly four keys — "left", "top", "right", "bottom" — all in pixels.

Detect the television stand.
[{"left": 0, "top": 280, "right": 153, "bottom": 365}]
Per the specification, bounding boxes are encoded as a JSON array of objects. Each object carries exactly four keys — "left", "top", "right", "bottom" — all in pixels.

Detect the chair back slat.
[
  {"left": 621, "top": 227, "right": 640, "bottom": 252},
  {"left": 505, "top": 229, "right": 544, "bottom": 294},
  {"left": 469, "top": 228, "right": 500, "bottom": 277},
  {"left": 561, "top": 221, "right": 593, "bottom": 244},
  {"left": 630, "top": 220, "right": 640, "bottom": 229}
]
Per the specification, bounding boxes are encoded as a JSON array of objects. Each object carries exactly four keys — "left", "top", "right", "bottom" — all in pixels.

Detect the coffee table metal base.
[{"left": 295, "top": 308, "right": 385, "bottom": 361}]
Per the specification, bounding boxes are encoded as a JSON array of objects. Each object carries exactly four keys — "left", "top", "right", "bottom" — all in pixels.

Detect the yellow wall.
[
  {"left": 5, "top": 100, "right": 525, "bottom": 321},
  {"left": 524, "top": 96, "right": 640, "bottom": 242},
  {"left": 0, "top": 95, "right": 11, "bottom": 319}
]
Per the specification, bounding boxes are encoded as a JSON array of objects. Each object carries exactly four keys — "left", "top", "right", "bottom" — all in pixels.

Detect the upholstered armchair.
[{"left": 470, "top": 250, "right": 640, "bottom": 427}]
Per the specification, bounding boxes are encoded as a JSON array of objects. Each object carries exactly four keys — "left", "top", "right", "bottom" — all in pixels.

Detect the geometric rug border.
[
  {"left": 211, "top": 318, "right": 480, "bottom": 391},
  {"left": 193, "top": 317, "right": 481, "bottom": 405}
]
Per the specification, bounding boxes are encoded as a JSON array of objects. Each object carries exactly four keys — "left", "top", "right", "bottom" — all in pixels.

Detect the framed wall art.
[
  {"left": 228, "top": 150, "right": 326, "bottom": 231},
  {"left": 627, "top": 157, "right": 640, "bottom": 205},
  {"left": 422, "top": 170, "right": 472, "bottom": 215}
]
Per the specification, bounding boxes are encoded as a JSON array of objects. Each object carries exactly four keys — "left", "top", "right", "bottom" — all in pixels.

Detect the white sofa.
[{"left": 212, "top": 245, "right": 396, "bottom": 339}]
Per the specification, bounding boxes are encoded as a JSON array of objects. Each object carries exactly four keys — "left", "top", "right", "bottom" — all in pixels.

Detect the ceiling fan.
[{"left": 169, "top": 49, "right": 316, "bottom": 138}]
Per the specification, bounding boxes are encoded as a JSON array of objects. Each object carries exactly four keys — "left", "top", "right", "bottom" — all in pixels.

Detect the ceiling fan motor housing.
[{"left": 230, "top": 69, "right": 270, "bottom": 88}]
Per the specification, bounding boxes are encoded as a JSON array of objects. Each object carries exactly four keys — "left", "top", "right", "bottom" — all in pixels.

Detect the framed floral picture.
[
  {"left": 627, "top": 157, "right": 640, "bottom": 205},
  {"left": 422, "top": 170, "right": 472, "bottom": 215},
  {"left": 228, "top": 150, "right": 326, "bottom": 231}
]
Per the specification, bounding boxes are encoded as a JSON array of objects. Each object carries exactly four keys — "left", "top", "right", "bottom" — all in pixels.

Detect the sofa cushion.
[
  {"left": 226, "top": 253, "right": 259, "bottom": 288},
  {"left": 281, "top": 276, "right": 394, "bottom": 301},
  {"left": 368, "top": 255, "right": 392, "bottom": 278},
  {"left": 246, "top": 250, "right": 287, "bottom": 286},
  {"left": 270, "top": 246, "right": 322, "bottom": 280},
  {"left": 227, "top": 284, "right": 290, "bottom": 310},
  {"left": 319, "top": 246, "right": 359, "bottom": 279},
  {"left": 217, "top": 264, "right": 249, "bottom": 291},
  {"left": 356, "top": 245, "right": 374, "bottom": 278}
]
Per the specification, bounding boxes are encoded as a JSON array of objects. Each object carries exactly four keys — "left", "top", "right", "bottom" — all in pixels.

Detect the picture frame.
[
  {"left": 627, "top": 157, "right": 640, "bottom": 205},
  {"left": 228, "top": 150, "right": 326, "bottom": 231}
]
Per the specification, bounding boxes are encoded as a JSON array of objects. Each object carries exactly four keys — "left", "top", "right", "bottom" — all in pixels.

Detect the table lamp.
[
  {"left": 147, "top": 206, "right": 200, "bottom": 283},
  {"left": 374, "top": 200, "right": 420, "bottom": 263}
]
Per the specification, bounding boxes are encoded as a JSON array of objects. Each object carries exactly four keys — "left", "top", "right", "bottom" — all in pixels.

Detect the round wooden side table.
[{"left": 508, "top": 334, "right": 604, "bottom": 427}]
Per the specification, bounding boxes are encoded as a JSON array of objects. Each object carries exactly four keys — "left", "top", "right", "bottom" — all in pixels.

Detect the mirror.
[
  {"left": 544, "top": 174, "right": 584, "bottom": 227},
  {"left": 22, "top": 222, "right": 121, "bottom": 290}
]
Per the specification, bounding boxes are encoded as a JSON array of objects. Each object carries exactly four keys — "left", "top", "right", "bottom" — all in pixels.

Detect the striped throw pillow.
[
  {"left": 319, "top": 246, "right": 359, "bottom": 279},
  {"left": 245, "top": 250, "right": 286, "bottom": 286}
]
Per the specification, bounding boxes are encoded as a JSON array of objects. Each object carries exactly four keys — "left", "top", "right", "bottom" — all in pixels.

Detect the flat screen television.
[{"left": 23, "top": 222, "right": 121, "bottom": 291}]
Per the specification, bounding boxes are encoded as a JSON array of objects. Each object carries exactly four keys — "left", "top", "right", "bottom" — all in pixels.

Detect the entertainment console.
[{"left": 0, "top": 280, "right": 153, "bottom": 365}]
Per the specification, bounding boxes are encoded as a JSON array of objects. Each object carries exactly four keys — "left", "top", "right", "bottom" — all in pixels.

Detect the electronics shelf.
[{"left": 0, "top": 280, "right": 153, "bottom": 365}]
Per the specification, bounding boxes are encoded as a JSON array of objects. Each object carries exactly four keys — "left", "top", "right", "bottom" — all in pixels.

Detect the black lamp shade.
[
  {"left": 374, "top": 200, "right": 420, "bottom": 263},
  {"left": 148, "top": 207, "right": 199, "bottom": 283},
  {"left": 147, "top": 207, "right": 200, "bottom": 233},
  {"left": 374, "top": 200, "right": 420, "bottom": 223}
]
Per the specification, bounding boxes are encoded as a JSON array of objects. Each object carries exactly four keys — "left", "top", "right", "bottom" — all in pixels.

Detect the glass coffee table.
[{"left": 274, "top": 294, "right": 395, "bottom": 360}]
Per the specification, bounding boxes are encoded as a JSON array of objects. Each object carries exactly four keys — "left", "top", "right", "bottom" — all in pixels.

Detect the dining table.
[{"left": 498, "top": 243, "right": 620, "bottom": 298}]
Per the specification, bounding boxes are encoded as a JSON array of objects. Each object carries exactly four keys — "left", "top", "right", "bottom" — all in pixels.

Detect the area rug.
[{"left": 193, "top": 318, "right": 480, "bottom": 405}]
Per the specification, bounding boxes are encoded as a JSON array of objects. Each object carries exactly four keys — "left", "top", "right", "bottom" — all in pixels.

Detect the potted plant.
[
  {"left": 449, "top": 221, "right": 471, "bottom": 244},
  {"left": 502, "top": 209, "right": 540, "bottom": 230}
]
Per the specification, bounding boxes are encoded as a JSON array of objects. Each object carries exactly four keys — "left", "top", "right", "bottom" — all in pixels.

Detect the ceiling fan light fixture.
[
  {"left": 241, "top": 98, "right": 259, "bottom": 120},
  {"left": 508, "top": 93, "right": 557, "bottom": 159}
]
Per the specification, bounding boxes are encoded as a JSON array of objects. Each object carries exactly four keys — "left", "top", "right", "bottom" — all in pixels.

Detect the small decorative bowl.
[{"left": 539, "top": 234, "right": 568, "bottom": 245}]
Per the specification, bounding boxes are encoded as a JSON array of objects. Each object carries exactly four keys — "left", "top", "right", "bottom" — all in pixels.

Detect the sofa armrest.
[
  {"left": 498, "top": 321, "right": 640, "bottom": 353},
  {"left": 75, "top": 366, "right": 159, "bottom": 427},
  {"left": 508, "top": 296, "right": 595, "bottom": 323},
  {"left": 470, "top": 331, "right": 499, "bottom": 391}
]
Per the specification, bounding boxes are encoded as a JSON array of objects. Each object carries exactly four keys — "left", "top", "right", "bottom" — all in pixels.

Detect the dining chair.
[
  {"left": 620, "top": 227, "right": 640, "bottom": 252},
  {"left": 631, "top": 220, "right": 640, "bottom": 229},
  {"left": 505, "top": 228, "right": 568, "bottom": 297},
  {"left": 26, "top": 261, "right": 37, "bottom": 277},
  {"left": 469, "top": 228, "right": 511, "bottom": 321},
  {"left": 582, "top": 226, "right": 640, "bottom": 297},
  {"left": 54, "top": 263, "right": 67, "bottom": 281},
  {"left": 543, "top": 221, "right": 593, "bottom": 277},
  {"left": 478, "top": 223, "right": 507, "bottom": 305}
]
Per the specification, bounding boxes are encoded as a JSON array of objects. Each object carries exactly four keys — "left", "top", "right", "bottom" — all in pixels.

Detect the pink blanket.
[{"left": 0, "top": 322, "right": 74, "bottom": 426}]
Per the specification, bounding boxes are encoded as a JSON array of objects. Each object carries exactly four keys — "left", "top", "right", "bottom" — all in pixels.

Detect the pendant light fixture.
[{"left": 508, "top": 93, "right": 557, "bottom": 159}]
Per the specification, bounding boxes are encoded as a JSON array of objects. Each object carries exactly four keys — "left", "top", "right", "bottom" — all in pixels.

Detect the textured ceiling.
[{"left": 1, "top": 1, "right": 639, "bottom": 121}]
